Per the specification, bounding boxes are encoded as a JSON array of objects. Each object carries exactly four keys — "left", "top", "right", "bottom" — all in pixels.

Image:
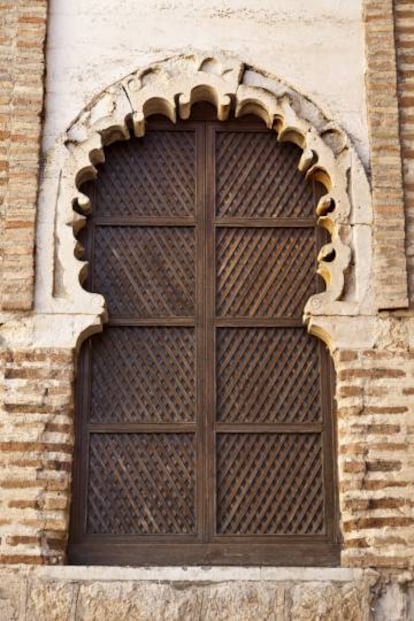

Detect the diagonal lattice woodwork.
[
  {"left": 71, "top": 114, "right": 337, "bottom": 565},
  {"left": 216, "top": 328, "right": 322, "bottom": 424},
  {"left": 92, "top": 226, "right": 195, "bottom": 317},
  {"left": 216, "top": 433, "right": 324, "bottom": 535},
  {"left": 90, "top": 327, "right": 196, "bottom": 423},
  {"left": 94, "top": 131, "right": 196, "bottom": 217},
  {"left": 87, "top": 433, "right": 196, "bottom": 535},
  {"left": 216, "top": 227, "right": 319, "bottom": 318},
  {"left": 216, "top": 132, "right": 319, "bottom": 218}
]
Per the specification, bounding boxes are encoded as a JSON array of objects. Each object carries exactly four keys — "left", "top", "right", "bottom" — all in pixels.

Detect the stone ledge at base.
[{"left": 0, "top": 565, "right": 387, "bottom": 621}]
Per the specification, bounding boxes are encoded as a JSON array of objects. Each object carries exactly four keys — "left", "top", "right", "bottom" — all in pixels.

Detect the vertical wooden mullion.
[
  {"left": 205, "top": 123, "right": 217, "bottom": 541},
  {"left": 72, "top": 182, "right": 96, "bottom": 543},
  {"left": 80, "top": 341, "right": 93, "bottom": 538},
  {"left": 320, "top": 346, "right": 338, "bottom": 542},
  {"left": 70, "top": 339, "right": 92, "bottom": 541},
  {"left": 329, "top": 357, "right": 339, "bottom": 543},
  {"left": 315, "top": 196, "right": 336, "bottom": 541},
  {"left": 82, "top": 185, "right": 97, "bottom": 539},
  {"left": 195, "top": 124, "right": 208, "bottom": 542},
  {"left": 319, "top": 340, "right": 335, "bottom": 540}
]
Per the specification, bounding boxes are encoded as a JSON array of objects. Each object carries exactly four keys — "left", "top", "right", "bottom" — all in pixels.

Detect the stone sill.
[
  {"left": 0, "top": 565, "right": 382, "bottom": 620},
  {"left": 4, "top": 565, "right": 373, "bottom": 584}
]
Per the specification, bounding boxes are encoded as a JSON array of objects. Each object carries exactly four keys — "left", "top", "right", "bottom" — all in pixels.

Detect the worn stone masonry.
[
  {"left": 0, "top": 567, "right": 381, "bottom": 621},
  {"left": 1, "top": 0, "right": 414, "bottom": 619}
]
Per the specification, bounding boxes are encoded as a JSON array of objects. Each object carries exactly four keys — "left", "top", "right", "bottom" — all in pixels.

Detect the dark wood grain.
[{"left": 69, "top": 105, "right": 338, "bottom": 565}]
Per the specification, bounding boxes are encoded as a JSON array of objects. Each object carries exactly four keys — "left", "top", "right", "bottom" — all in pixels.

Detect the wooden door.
[{"left": 69, "top": 108, "right": 339, "bottom": 566}]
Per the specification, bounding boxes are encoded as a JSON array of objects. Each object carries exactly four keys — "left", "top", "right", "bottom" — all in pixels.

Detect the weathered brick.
[
  {"left": 6, "top": 536, "right": 41, "bottom": 546},
  {"left": 365, "top": 2, "right": 409, "bottom": 308},
  {"left": 0, "top": 0, "right": 47, "bottom": 311},
  {"left": 338, "top": 368, "right": 406, "bottom": 380},
  {"left": 343, "top": 517, "right": 414, "bottom": 532}
]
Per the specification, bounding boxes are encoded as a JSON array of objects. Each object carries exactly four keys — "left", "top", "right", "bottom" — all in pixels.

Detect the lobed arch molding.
[{"left": 47, "top": 52, "right": 373, "bottom": 351}]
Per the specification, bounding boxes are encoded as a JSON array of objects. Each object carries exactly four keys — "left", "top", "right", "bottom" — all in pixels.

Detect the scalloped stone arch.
[{"left": 39, "top": 52, "right": 373, "bottom": 350}]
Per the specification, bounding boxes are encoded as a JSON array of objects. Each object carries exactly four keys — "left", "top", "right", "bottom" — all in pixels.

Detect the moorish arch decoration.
[
  {"left": 34, "top": 52, "right": 373, "bottom": 351},
  {"left": 28, "top": 51, "right": 375, "bottom": 566}
]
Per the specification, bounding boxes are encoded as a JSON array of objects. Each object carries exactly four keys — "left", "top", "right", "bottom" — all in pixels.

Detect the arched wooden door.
[{"left": 69, "top": 106, "right": 339, "bottom": 565}]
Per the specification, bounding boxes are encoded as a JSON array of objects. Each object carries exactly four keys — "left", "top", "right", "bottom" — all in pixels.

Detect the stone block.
[
  {"left": 0, "top": 571, "right": 26, "bottom": 621},
  {"left": 26, "top": 579, "right": 77, "bottom": 621},
  {"left": 289, "top": 582, "right": 371, "bottom": 621}
]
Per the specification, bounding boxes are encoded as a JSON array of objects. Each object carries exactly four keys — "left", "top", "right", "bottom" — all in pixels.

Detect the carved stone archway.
[
  {"left": 31, "top": 52, "right": 373, "bottom": 352},
  {"left": 0, "top": 52, "right": 375, "bottom": 568}
]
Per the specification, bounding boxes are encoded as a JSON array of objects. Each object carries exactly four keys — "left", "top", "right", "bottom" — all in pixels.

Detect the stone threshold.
[
  {"left": 5, "top": 565, "right": 373, "bottom": 583},
  {"left": 0, "top": 565, "right": 381, "bottom": 620}
]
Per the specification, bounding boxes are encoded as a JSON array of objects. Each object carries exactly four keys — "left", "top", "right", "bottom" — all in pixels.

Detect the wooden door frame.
[{"left": 69, "top": 110, "right": 340, "bottom": 566}]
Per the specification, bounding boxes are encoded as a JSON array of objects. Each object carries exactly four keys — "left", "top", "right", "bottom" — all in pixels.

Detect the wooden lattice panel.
[
  {"left": 215, "top": 132, "right": 316, "bottom": 218},
  {"left": 216, "top": 328, "right": 323, "bottom": 423},
  {"left": 216, "top": 433, "right": 324, "bottom": 535},
  {"left": 94, "top": 131, "right": 196, "bottom": 216},
  {"left": 92, "top": 226, "right": 195, "bottom": 317},
  {"left": 87, "top": 433, "right": 196, "bottom": 535},
  {"left": 90, "top": 327, "right": 196, "bottom": 423},
  {"left": 216, "top": 228, "right": 319, "bottom": 317},
  {"left": 70, "top": 112, "right": 337, "bottom": 566}
]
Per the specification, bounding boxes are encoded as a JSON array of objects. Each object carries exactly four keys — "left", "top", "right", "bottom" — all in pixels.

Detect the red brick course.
[
  {"left": 0, "top": 348, "right": 75, "bottom": 564},
  {"left": 0, "top": 0, "right": 48, "bottom": 311},
  {"left": 364, "top": 0, "right": 409, "bottom": 309}
]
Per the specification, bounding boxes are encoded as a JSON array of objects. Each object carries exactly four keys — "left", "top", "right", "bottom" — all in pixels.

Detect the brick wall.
[
  {"left": 363, "top": 0, "right": 409, "bottom": 310},
  {"left": 1, "top": 339, "right": 414, "bottom": 569},
  {"left": 395, "top": 0, "right": 414, "bottom": 305},
  {"left": 336, "top": 344, "right": 414, "bottom": 568},
  {"left": 0, "top": 348, "right": 74, "bottom": 564},
  {"left": 0, "top": 0, "right": 48, "bottom": 311}
]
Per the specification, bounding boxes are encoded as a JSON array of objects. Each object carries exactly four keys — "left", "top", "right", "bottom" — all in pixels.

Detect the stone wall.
[
  {"left": 1, "top": 566, "right": 414, "bottom": 620},
  {"left": 0, "top": 567, "right": 380, "bottom": 621}
]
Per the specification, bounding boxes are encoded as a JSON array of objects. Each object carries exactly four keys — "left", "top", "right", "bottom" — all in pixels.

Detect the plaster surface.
[{"left": 45, "top": 0, "right": 368, "bottom": 164}]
